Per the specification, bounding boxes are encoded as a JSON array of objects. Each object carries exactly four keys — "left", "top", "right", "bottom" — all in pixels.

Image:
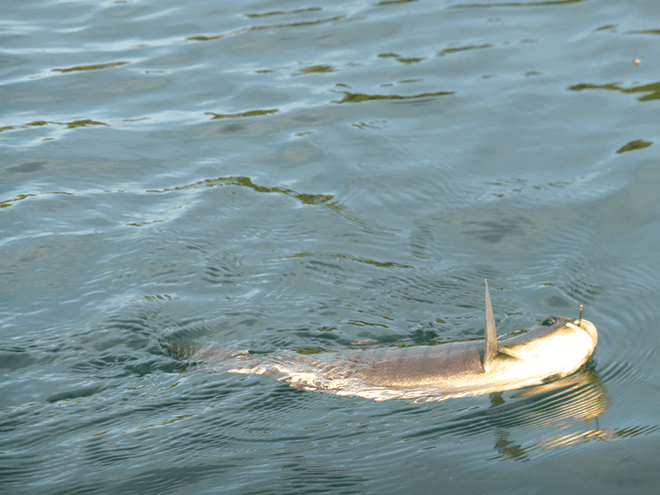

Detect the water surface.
[{"left": 1, "top": 0, "right": 659, "bottom": 493}]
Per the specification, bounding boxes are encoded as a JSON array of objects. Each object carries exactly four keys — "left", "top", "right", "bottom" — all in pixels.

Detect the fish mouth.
[{"left": 572, "top": 318, "right": 598, "bottom": 348}]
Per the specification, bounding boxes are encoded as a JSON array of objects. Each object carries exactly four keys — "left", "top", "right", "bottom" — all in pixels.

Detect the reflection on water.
[
  {"left": 185, "top": 14, "right": 347, "bottom": 43},
  {"left": 206, "top": 109, "right": 279, "bottom": 119},
  {"left": 569, "top": 81, "right": 660, "bottom": 102},
  {"left": 333, "top": 90, "right": 455, "bottom": 104},
  {"left": 52, "top": 61, "right": 129, "bottom": 73},
  {"left": 405, "top": 368, "right": 610, "bottom": 459},
  {"left": 487, "top": 369, "right": 611, "bottom": 460},
  {"left": 146, "top": 175, "right": 335, "bottom": 206}
]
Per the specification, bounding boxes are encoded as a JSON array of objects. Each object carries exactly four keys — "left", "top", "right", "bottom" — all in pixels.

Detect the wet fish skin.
[{"left": 168, "top": 282, "right": 598, "bottom": 402}]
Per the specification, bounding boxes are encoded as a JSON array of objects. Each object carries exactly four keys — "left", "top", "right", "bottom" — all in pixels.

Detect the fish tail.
[
  {"left": 167, "top": 343, "right": 250, "bottom": 364},
  {"left": 166, "top": 343, "right": 204, "bottom": 362}
]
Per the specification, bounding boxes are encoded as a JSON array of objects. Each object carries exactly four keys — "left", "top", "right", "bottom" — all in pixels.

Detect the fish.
[{"left": 168, "top": 280, "right": 598, "bottom": 402}]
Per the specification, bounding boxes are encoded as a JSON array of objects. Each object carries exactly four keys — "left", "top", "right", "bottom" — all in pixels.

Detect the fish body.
[{"left": 171, "top": 282, "right": 597, "bottom": 402}]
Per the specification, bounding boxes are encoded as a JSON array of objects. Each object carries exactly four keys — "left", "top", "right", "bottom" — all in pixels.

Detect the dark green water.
[{"left": 1, "top": 0, "right": 659, "bottom": 493}]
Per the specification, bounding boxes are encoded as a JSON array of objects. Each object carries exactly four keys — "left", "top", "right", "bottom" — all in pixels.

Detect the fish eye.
[{"left": 541, "top": 317, "right": 557, "bottom": 326}]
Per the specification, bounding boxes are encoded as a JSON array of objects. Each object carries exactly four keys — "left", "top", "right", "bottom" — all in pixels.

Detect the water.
[{"left": 1, "top": 0, "right": 659, "bottom": 493}]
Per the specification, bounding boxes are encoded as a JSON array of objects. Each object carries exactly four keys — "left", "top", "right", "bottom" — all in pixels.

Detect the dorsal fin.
[{"left": 483, "top": 279, "right": 498, "bottom": 372}]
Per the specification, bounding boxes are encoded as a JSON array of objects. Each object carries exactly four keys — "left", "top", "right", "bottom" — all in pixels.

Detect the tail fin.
[
  {"left": 167, "top": 343, "right": 203, "bottom": 362},
  {"left": 483, "top": 280, "right": 498, "bottom": 372},
  {"left": 166, "top": 343, "right": 249, "bottom": 365}
]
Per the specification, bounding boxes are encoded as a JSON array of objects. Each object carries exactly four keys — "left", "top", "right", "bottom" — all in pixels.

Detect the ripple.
[
  {"left": 52, "top": 61, "right": 129, "bottom": 73},
  {"left": 2, "top": 0, "right": 660, "bottom": 491},
  {"left": 185, "top": 14, "right": 348, "bottom": 43},
  {"left": 146, "top": 175, "right": 334, "bottom": 207},
  {"left": 407, "top": 368, "right": 608, "bottom": 436},
  {"left": 569, "top": 81, "right": 660, "bottom": 102},
  {"left": 333, "top": 90, "right": 454, "bottom": 104}
]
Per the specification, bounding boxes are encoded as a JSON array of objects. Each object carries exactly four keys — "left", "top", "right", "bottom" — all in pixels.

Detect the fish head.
[{"left": 498, "top": 317, "right": 598, "bottom": 376}]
